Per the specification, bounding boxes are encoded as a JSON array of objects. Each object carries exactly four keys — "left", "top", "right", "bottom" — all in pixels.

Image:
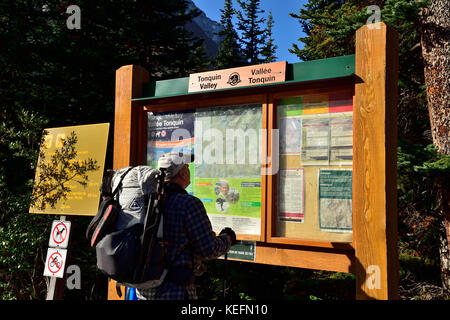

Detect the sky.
[{"left": 192, "top": 0, "right": 308, "bottom": 64}]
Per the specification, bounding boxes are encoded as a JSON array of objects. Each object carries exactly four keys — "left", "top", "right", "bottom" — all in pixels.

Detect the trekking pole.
[
  {"left": 222, "top": 252, "right": 228, "bottom": 299},
  {"left": 137, "top": 168, "right": 166, "bottom": 281}
]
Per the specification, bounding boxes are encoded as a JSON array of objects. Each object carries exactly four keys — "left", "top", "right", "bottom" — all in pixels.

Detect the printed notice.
[
  {"left": 195, "top": 177, "right": 261, "bottom": 235},
  {"left": 147, "top": 110, "right": 195, "bottom": 165},
  {"left": 330, "top": 113, "right": 353, "bottom": 165},
  {"left": 279, "top": 117, "right": 302, "bottom": 155},
  {"left": 147, "top": 110, "right": 195, "bottom": 194},
  {"left": 278, "top": 169, "right": 304, "bottom": 222},
  {"left": 318, "top": 169, "right": 353, "bottom": 232},
  {"left": 221, "top": 241, "right": 256, "bottom": 261},
  {"left": 301, "top": 116, "right": 329, "bottom": 165}
]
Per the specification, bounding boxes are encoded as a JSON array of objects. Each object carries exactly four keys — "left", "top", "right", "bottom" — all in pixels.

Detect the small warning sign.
[
  {"left": 44, "top": 248, "right": 67, "bottom": 278},
  {"left": 49, "top": 220, "right": 71, "bottom": 248}
]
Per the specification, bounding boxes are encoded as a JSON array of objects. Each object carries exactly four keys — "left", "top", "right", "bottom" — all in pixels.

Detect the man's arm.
[{"left": 185, "top": 197, "right": 231, "bottom": 259}]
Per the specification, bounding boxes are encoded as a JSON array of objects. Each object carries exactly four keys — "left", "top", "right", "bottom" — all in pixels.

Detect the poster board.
[
  {"left": 273, "top": 92, "right": 353, "bottom": 243},
  {"left": 146, "top": 103, "right": 265, "bottom": 239},
  {"left": 29, "top": 123, "right": 109, "bottom": 216}
]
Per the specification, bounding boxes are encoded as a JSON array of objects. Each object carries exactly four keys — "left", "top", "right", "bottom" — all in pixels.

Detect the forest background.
[{"left": 0, "top": 0, "right": 448, "bottom": 300}]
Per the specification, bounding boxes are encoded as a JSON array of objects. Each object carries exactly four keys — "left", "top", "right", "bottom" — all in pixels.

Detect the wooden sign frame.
[{"left": 109, "top": 23, "right": 398, "bottom": 300}]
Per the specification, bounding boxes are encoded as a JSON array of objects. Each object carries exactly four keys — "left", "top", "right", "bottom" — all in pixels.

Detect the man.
[{"left": 136, "top": 151, "right": 236, "bottom": 300}]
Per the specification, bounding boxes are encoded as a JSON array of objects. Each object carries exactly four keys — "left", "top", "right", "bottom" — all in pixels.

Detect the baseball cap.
[{"left": 158, "top": 151, "right": 194, "bottom": 178}]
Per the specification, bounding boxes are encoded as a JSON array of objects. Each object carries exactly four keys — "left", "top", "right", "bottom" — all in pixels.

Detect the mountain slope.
[{"left": 185, "top": 0, "right": 224, "bottom": 57}]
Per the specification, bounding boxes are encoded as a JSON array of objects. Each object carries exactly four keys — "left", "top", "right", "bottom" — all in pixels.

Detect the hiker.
[{"left": 136, "top": 151, "right": 237, "bottom": 300}]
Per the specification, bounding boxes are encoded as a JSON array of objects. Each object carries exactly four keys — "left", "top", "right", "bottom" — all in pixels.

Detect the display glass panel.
[
  {"left": 147, "top": 104, "right": 263, "bottom": 237},
  {"left": 276, "top": 92, "right": 353, "bottom": 243}
]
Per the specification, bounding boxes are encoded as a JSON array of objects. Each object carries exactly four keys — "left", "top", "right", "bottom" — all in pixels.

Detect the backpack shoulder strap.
[{"left": 112, "top": 166, "right": 134, "bottom": 198}]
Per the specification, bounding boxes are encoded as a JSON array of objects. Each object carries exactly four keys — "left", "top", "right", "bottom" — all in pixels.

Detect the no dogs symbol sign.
[
  {"left": 44, "top": 248, "right": 67, "bottom": 278},
  {"left": 44, "top": 220, "right": 70, "bottom": 278},
  {"left": 49, "top": 220, "right": 71, "bottom": 248}
]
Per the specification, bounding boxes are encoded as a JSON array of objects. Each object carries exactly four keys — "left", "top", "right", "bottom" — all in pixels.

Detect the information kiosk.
[{"left": 110, "top": 23, "right": 398, "bottom": 300}]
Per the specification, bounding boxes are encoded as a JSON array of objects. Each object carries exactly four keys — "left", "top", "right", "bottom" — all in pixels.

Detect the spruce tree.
[
  {"left": 289, "top": 0, "right": 352, "bottom": 61},
  {"left": 236, "top": 0, "right": 266, "bottom": 65},
  {"left": 214, "top": 0, "right": 244, "bottom": 69},
  {"left": 261, "top": 10, "right": 278, "bottom": 63},
  {"left": 133, "top": 0, "right": 210, "bottom": 78}
]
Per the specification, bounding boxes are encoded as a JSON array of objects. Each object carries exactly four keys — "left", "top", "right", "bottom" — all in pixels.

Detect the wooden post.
[
  {"left": 109, "top": 65, "right": 149, "bottom": 300},
  {"left": 354, "top": 22, "right": 399, "bottom": 299},
  {"left": 114, "top": 65, "right": 149, "bottom": 169}
]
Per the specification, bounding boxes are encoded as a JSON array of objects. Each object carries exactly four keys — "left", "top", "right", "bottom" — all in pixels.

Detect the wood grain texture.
[
  {"left": 114, "top": 65, "right": 149, "bottom": 170},
  {"left": 255, "top": 244, "right": 354, "bottom": 273},
  {"left": 354, "top": 23, "right": 399, "bottom": 300}
]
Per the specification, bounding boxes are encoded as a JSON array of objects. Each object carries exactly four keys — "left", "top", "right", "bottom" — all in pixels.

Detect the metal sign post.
[{"left": 45, "top": 216, "right": 70, "bottom": 300}]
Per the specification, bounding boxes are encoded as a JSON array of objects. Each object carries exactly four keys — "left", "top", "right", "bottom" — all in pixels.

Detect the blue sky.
[{"left": 192, "top": 0, "right": 308, "bottom": 64}]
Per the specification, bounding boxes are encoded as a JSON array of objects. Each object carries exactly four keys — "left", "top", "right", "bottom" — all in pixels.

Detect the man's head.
[{"left": 158, "top": 151, "right": 193, "bottom": 189}]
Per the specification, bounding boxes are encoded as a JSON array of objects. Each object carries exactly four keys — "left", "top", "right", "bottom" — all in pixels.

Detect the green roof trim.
[{"left": 134, "top": 54, "right": 355, "bottom": 101}]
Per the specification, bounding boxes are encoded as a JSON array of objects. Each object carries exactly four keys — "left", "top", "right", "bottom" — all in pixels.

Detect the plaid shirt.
[{"left": 136, "top": 182, "right": 230, "bottom": 300}]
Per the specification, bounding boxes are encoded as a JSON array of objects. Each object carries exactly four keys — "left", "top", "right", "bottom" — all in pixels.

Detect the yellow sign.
[
  {"left": 188, "top": 61, "right": 286, "bottom": 93},
  {"left": 29, "top": 123, "right": 109, "bottom": 216}
]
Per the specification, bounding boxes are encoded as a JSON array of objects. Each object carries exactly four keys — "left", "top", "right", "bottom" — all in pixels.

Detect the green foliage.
[
  {"left": 397, "top": 140, "right": 445, "bottom": 263},
  {"left": 289, "top": 0, "right": 350, "bottom": 60},
  {"left": 236, "top": 0, "right": 267, "bottom": 64},
  {"left": 290, "top": 0, "right": 427, "bottom": 63},
  {"left": 216, "top": 0, "right": 278, "bottom": 68},
  {"left": 0, "top": 193, "right": 53, "bottom": 299},
  {"left": 214, "top": 0, "right": 245, "bottom": 69},
  {"left": 414, "top": 145, "right": 450, "bottom": 175},
  {"left": 261, "top": 10, "right": 278, "bottom": 63}
]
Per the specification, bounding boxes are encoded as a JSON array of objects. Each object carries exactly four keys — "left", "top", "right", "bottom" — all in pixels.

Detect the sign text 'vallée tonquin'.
[{"left": 188, "top": 61, "right": 286, "bottom": 93}]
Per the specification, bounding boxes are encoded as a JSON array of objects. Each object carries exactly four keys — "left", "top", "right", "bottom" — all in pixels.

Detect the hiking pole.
[
  {"left": 137, "top": 168, "right": 166, "bottom": 282},
  {"left": 223, "top": 252, "right": 228, "bottom": 299}
]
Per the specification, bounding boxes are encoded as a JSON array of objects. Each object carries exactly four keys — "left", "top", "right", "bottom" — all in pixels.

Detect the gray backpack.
[{"left": 89, "top": 166, "right": 169, "bottom": 290}]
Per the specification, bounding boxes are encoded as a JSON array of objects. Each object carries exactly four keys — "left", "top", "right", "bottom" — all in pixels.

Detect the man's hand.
[{"left": 219, "top": 227, "right": 237, "bottom": 246}]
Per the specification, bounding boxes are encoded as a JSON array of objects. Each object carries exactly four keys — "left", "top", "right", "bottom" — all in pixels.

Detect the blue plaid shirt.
[{"left": 137, "top": 182, "right": 230, "bottom": 300}]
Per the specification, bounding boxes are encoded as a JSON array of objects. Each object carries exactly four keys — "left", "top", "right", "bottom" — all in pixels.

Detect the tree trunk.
[
  {"left": 439, "top": 231, "right": 450, "bottom": 294},
  {"left": 420, "top": 0, "right": 450, "bottom": 296},
  {"left": 435, "top": 176, "right": 450, "bottom": 296}
]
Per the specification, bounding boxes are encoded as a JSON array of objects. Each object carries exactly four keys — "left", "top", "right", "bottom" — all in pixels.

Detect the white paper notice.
[{"left": 278, "top": 168, "right": 304, "bottom": 222}]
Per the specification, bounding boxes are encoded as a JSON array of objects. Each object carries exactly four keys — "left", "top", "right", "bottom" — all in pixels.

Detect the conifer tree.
[
  {"left": 236, "top": 0, "right": 266, "bottom": 64},
  {"left": 214, "top": 0, "right": 244, "bottom": 69},
  {"left": 261, "top": 10, "right": 278, "bottom": 63}
]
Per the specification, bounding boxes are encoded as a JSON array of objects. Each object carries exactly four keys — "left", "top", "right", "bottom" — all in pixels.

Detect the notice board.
[
  {"left": 112, "top": 23, "right": 399, "bottom": 299},
  {"left": 274, "top": 92, "right": 353, "bottom": 243}
]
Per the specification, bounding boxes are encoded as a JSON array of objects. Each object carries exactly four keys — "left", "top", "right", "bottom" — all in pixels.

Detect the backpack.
[{"left": 86, "top": 165, "right": 176, "bottom": 290}]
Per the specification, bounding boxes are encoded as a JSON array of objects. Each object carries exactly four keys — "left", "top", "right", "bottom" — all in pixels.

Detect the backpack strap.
[{"left": 112, "top": 166, "right": 134, "bottom": 199}]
